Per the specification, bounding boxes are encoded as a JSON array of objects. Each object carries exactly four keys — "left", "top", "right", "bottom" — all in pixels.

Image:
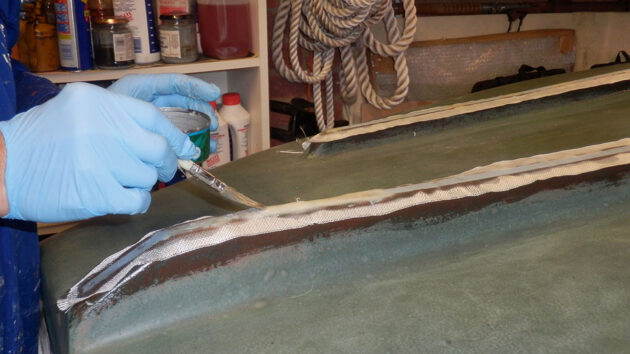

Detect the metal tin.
[
  {"left": 160, "top": 107, "right": 211, "bottom": 163},
  {"left": 53, "top": 0, "right": 94, "bottom": 71}
]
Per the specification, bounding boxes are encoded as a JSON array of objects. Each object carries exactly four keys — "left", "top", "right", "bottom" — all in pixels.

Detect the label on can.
[
  {"left": 113, "top": 33, "right": 134, "bottom": 62},
  {"left": 159, "top": 29, "right": 181, "bottom": 58},
  {"left": 189, "top": 130, "right": 210, "bottom": 163}
]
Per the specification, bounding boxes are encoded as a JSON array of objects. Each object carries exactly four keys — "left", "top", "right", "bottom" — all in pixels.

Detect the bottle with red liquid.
[{"left": 196, "top": 0, "right": 252, "bottom": 59}]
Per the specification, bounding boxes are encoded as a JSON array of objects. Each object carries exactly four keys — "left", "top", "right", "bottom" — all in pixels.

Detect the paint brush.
[{"left": 177, "top": 160, "right": 265, "bottom": 209}]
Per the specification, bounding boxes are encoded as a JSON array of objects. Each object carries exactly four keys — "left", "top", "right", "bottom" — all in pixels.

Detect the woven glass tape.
[{"left": 57, "top": 139, "right": 630, "bottom": 312}]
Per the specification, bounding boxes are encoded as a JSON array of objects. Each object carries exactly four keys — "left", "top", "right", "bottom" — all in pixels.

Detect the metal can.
[
  {"left": 53, "top": 0, "right": 94, "bottom": 71},
  {"left": 92, "top": 16, "right": 135, "bottom": 69},
  {"left": 160, "top": 107, "right": 211, "bottom": 163},
  {"left": 158, "top": 13, "right": 198, "bottom": 64}
]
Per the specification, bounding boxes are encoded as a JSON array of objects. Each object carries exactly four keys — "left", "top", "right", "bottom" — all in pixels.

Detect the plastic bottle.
[
  {"left": 113, "top": 0, "right": 160, "bottom": 64},
  {"left": 219, "top": 93, "right": 250, "bottom": 160},
  {"left": 202, "top": 102, "right": 231, "bottom": 169},
  {"left": 196, "top": 0, "right": 251, "bottom": 59}
]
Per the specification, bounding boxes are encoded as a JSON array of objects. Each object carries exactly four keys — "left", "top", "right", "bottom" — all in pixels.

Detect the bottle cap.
[
  {"left": 222, "top": 93, "right": 241, "bottom": 106},
  {"left": 209, "top": 101, "right": 217, "bottom": 110}
]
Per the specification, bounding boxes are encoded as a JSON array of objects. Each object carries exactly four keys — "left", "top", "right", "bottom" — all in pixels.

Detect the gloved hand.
[
  {"left": 0, "top": 82, "right": 199, "bottom": 222},
  {"left": 109, "top": 74, "right": 220, "bottom": 152}
]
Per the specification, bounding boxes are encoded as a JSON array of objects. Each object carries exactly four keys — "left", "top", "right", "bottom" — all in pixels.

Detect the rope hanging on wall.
[{"left": 272, "top": 0, "right": 417, "bottom": 132}]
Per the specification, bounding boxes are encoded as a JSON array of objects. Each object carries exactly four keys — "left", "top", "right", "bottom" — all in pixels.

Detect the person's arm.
[
  {"left": 12, "top": 59, "right": 60, "bottom": 114},
  {"left": 0, "top": 131, "right": 8, "bottom": 217},
  {"left": 0, "top": 73, "right": 220, "bottom": 222},
  {"left": 0, "top": 82, "right": 200, "bottom": 222}
]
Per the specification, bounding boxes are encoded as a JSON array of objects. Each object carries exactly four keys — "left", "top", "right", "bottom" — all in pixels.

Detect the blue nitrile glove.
[
  {"left": 109, "top": 73, "right": 221, "bottom": 152},
  {"left": 0, "top": 82, "right": 199, "bottom": 223}
]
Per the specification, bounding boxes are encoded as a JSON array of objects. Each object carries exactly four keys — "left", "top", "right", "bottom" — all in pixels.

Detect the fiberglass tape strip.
[
  {"left": 310, "top": 68, "right": 630, "bottom": 144},
  {"left": 57, "top": 138, "right": 630, "bottom": 312}
]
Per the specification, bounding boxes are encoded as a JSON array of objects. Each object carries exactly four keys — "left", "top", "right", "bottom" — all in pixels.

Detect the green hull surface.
[{"left": 41, "top": 64, "right": 630, "bottom": 353}]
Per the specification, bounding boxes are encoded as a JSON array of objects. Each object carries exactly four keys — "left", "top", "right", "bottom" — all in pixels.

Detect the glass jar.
[
  {"left": 197, "top": 0, "right": 251, "bottom": 59},
  {"left": 158, "top": 13, "right": 198, "bottom": 64},
  {"left": 92, "top": 17, "right": 135, "bottom": 69},
  {"left": 33, "top": 18, "right": 60, "bottom": 72}
]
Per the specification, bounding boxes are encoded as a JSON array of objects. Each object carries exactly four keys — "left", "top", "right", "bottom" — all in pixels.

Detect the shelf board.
[{"left": 37, "top": 55, "right": 261, "bottom": 83}]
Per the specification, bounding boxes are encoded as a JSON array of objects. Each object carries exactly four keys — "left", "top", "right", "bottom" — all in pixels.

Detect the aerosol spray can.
[
  {"left": 112, "top": 0, "right": 160, "bottom": 64},
  {"left": 54, "top": 0, "right": 94, "bottom": 70}
]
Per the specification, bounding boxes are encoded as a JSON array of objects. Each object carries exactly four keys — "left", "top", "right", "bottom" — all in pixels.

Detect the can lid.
[
  {"left": 94, "top": 16, "right": 129, "bottom": 25},
  {"left": 222, "top": 93, "right": 241, "bottom": 106},
  {"left": 159, "top": 107, "right": 210, "bottom": 134},
  {"left": 160, "top": 12, "right": 193, "bottom": 21}
]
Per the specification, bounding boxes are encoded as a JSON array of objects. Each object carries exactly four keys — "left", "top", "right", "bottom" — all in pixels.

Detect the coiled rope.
[{"left": 272, "top": 0, "right": 417, "bottom": 131}]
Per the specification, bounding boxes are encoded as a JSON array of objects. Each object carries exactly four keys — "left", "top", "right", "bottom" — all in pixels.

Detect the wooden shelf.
[
  {"left": 35, "top": 0, "right": 269, "bottom": 154},
  {"left": 37, "top": 55, "right": 261, "bottom": 84}
]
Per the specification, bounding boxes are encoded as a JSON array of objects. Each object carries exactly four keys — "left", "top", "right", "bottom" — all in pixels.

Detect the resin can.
[{"left": 160, "top": 107, "right": 211, "bottom": 163}]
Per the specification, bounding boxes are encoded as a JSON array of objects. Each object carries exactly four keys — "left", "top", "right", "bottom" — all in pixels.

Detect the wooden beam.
[{"left": 392, "top": 1, "right": 630, "bottom": 16}]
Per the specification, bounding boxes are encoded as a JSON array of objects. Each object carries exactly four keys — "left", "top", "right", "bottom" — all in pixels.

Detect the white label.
[
  {"left": 159, "top": 30, "right": 181, "bottom": 58},
  {"left": 113, "top": 33, "right": 134, "bottom": 62},
  {"left": 203, "top": 123, "right": 231, "bottom": 169},
  {"left": 233, "top": 123, "right": 250, "bottom": 158}
]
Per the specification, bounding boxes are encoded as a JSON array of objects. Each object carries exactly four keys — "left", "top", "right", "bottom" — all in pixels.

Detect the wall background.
[{"left": 404, "top": 13, "right": 630, "bottom": 71}]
